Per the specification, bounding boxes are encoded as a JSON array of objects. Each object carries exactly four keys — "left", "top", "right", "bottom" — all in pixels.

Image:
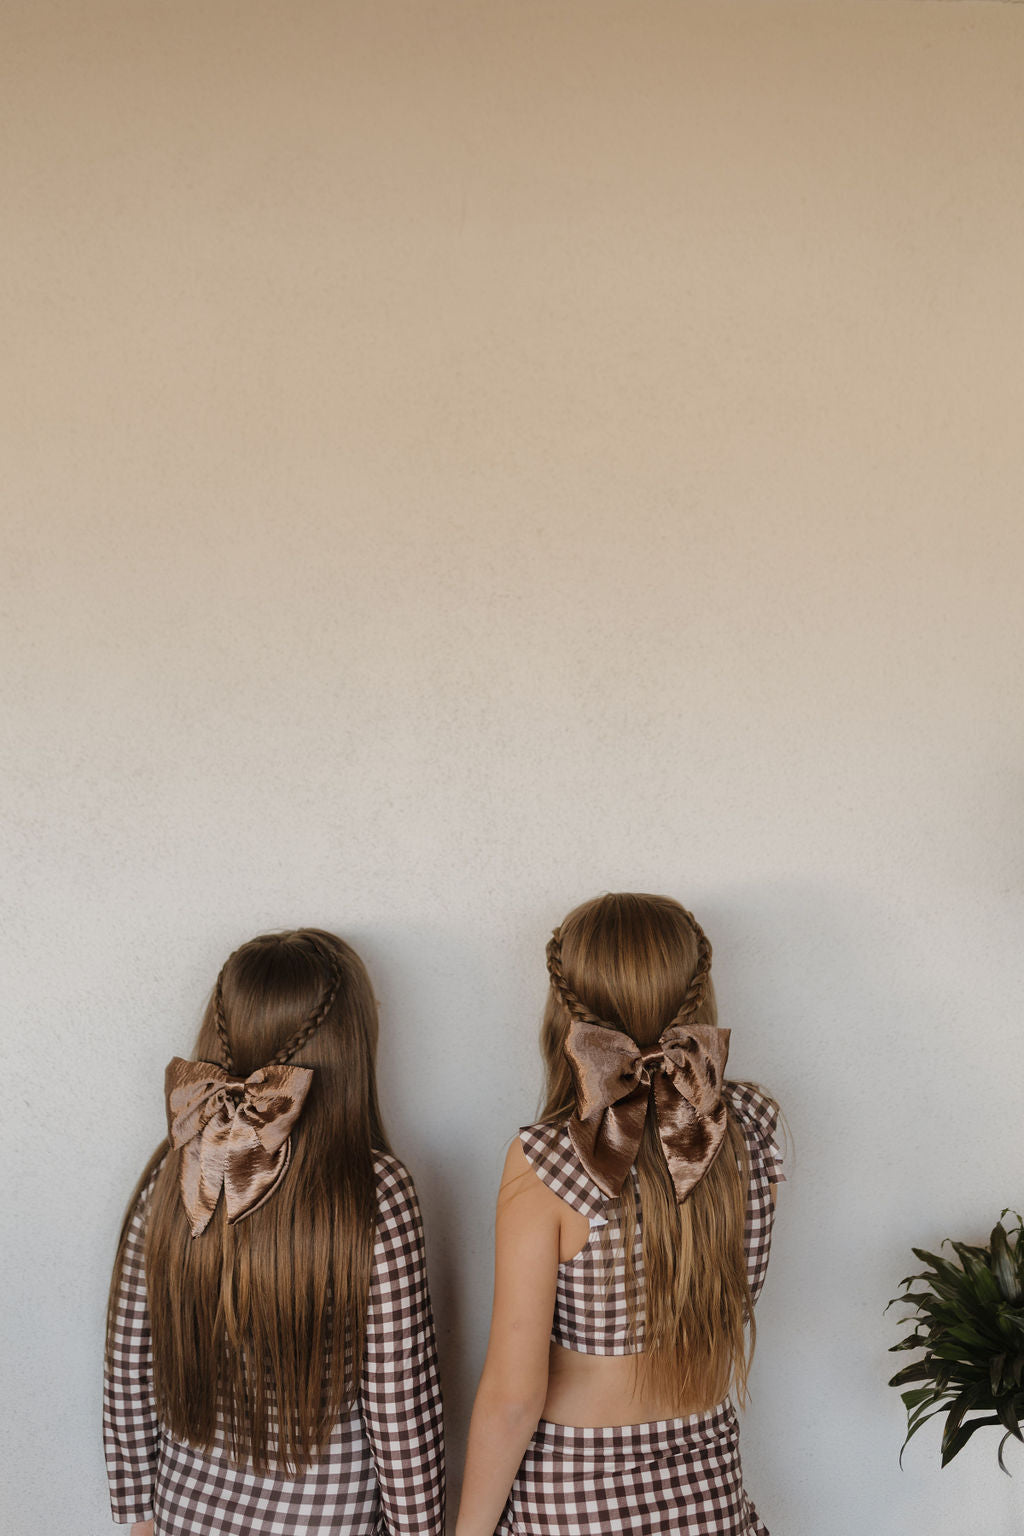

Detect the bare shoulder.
[
  {"left": 498, "top": 1137, "right": 563, "bottom": 1216},
  {"left": 497, "top": 1138, "right": 592, "bottom": 1268},
  {"left": 500, "top": 1136, "right": 533, "bottom": 1183}
]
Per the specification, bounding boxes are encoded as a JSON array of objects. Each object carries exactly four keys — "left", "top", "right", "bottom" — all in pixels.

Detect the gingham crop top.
[{"left": 519, "top": 1081, "right": 784, "bottom": 1356}]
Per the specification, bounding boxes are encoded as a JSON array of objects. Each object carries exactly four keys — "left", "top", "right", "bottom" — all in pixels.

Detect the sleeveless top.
[{"left": 519, "top": 1081, "right": 783, "bottom": 1355}]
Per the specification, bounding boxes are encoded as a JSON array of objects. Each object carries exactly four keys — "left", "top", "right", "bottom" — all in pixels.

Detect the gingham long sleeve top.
[
  {"left": 103, "top": 1175, "right": 160, "bottom": 1523},
  {"left": 103, "top": 1153, "right": 445, "bottom": 1535},
  {"left": 359, "top": 1159, "right": 447, "bottom": 1535}
]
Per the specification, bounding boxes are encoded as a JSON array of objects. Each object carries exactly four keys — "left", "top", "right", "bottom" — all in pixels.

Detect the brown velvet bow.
[
  {"left": 165, "top": 1057, "right": 314, "bottom": 1237},
  {"left": 564, "top": 1020, "right": 731, "bottom": 1203}
]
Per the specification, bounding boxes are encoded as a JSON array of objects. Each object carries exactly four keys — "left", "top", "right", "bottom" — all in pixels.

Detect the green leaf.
[
  {"left": 888, "top": 1290, "right": 944, "bottom": 1314},
  {"left": 941, "top": 1385, "right": 986, "bottom": 1456},
  {"left": 929, "top": 1339, "right": 983, "bottom": 1366},
  {"left": 949, "top": 1320, "right": 997, "bottom": 1351},
  {"left": 969, "top": 1266, "right": 1003, "bottom": 1307},
  {"left": 945, "top": 1242, "right": 996, "bottom": 1295},
  {"left": 948, "top": 1240, "right": 990, "bottom": 1265},
  {"left": 906, "top": 1401, "right": 948, "bottom": 1442},
  {"left": 889, "top": 1334, "right": 932, "bottom": 1353},
  {"left": 910, "top": 1262, "right": 971, "bottom": 1304},
  {"left": 908, "top": 1390, "right": 953, "bottom": 1424},
  {"left": 995, "top": 1311, "right": 1024, "bottom": 1343},
  {"left": 991, "top": 1225, "right": 1024, "bottom": 1305},
  {"left": 940, "top": 1414, "right": 1002, "bottom": 1468},
  {"left": 998, "top": 1429, "right": 1020, "bottom": 1476},
  {"left": 898, "top": 1404, "right": 948, "bottom": 1467},
  {"left": 889, "top": 1361, "right": 935, "bottom": 1389},
  {"left": 995, "top": 1395, "right": 1023, "bottom": 1443},
  {"left": 991, "top": 1354, "right": 1007, "bottom": 1395}
]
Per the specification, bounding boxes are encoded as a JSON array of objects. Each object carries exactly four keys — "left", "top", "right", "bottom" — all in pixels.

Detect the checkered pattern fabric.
[
  {"left": 519, "top": 1081, "right": 783, "bottom": 1355},
  {"left": 509, "top": 1084, "right": 784, "bottom": 1534},
  {"left": 103, "top": 1153, "right": 445, "bottom": 1534},
  {"left": 103, "top": 1171, "right": 161, "bottom": 1523},
  {"left": 495, "top": 1406, "right": 770, "bottom": 1536},
  {"left": 727, "top": 1082, "right": 785, "bottom": 1306}
]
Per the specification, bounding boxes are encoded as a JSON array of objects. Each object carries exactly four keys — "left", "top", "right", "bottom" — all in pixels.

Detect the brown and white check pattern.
[
  {"left": 520, "top": 1082, "right": 783, "bottom": 1355},
  {"left": 104, "top": 1153, "right": 445, "bottom": 1535},
  {"left": 495, "top": 1407, "right": 770, "bottom": 1536},
  {"left": 511, "top": 1081, "right": 784, "bottom": 1534}
]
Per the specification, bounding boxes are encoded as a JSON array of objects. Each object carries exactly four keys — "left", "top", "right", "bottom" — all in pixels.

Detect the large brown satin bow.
[
  {"left": 564, "top": 1020, "right": 731, "bottom": 1204},
  {"left": 165, "top": 1057, "right": 314, "bottom": 1237}
]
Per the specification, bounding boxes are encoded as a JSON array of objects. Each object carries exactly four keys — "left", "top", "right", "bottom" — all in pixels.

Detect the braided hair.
[
  {"left": 210, "top": 962, "right": 235, "bottom": 1070},
  {"left": 545, "top": 904, "right": 713, "bottom": 1036},
  {"left": 129, "top": 927, "right": 389, "bottom": 1474},
  {"left": 211, "top": 944, "right": 343, "bottom": 1073},
  {"left": 266, "top": 959, "right": 343, "bottom": 1065},
  {"left": 544, "top": 931, "right": 607, "bottom": 1028},
  {"left": 538, "top": 894, "right": 752, "bottom": 1415}
]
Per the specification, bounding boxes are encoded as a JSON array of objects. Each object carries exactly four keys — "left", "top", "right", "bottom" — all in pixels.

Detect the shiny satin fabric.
[
  {"left": 165, "top": 1057, "right": 314, "bottom": 1236},
  {"left": 563, "top": 1020, "right": 731, "bottom": 1203}
]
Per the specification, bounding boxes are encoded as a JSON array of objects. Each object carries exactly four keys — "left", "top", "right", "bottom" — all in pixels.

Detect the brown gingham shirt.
[
  {"left": 103, "top": 1153, "right": 445, "bottom": 1535},
  {"left": 519, "top": 1081, "right": 784, "bottom": 1353}
]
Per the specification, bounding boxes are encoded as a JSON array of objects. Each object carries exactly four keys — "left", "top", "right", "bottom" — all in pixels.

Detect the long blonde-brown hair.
[
  {"left": 540, "top": 893, "right": 754, "bottom": 1411},
  {"left": 106, "top": 928, "right": 390, "bottom": 1472}
]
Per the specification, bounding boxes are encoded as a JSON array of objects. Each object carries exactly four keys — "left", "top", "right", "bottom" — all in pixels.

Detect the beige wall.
[{"left": 4, "top": 3, "right": 1024, "bottom": 1532}]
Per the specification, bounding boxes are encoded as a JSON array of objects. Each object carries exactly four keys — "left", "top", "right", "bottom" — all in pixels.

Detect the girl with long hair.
[
  {"left": 104, "top": 928, "right": 445, "bottom": 1536},
  {"left": 457, "top": 893, "right": 784, "bottom": 1536}
]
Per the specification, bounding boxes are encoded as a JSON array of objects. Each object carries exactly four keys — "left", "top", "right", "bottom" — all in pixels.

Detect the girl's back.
[
  {"left": 104, "top": 929, "right": 445, "bottom": 1536},
  {"left": 515, "top": 1077, "right": 782, "bottom": 1430},
  {"left": 457, "top": 894, "right": 784, "bottom": 1536}
]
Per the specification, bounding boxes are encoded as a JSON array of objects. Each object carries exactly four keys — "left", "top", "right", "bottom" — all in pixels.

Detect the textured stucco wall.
[{"left": 3, "top": 3, "right": 1023, "bottom": 1532}]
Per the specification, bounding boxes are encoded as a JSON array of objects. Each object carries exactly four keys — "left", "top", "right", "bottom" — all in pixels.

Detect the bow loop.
[
  {"left": 165, "top": 1057, "right": 313, "bottom": 1237},
  {"left": 564, "top": 1020, "right": 731, "bottom": 1203}
]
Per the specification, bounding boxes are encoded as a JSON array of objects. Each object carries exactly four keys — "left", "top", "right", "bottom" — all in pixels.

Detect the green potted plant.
[{"left": 888, "top": 1210, "right": 1024, "bottom": 1472}]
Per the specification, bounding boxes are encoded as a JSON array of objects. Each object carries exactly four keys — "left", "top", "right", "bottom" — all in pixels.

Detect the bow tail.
[
  {"left": 179, "top": 1109, "right": 235, "bottom": 1237},
  {"left": 653, "top": 1074, "right": 729, "bottom": 1203},
  {"left": 568, "top": 1080, "right": 651, "bottom": 1199},
  {"left": 223, "top": 1122, "right": 295, "bottom": 1225}
]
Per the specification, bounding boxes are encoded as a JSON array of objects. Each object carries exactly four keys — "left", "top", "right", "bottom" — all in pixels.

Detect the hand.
[{"left": 130, "top": 1522, "right": 154, "bottom": 1536}]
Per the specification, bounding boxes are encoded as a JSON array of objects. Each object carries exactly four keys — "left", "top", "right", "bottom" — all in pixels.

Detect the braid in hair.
[
  {"left": 665, "top": 907, "right": 713, "bottom": 1031},
  {"left": 211, "top": 960, "right": 235, "bottom": 1071},
  {"left": 267, "top": 957, "right": 343, "bottom": 1066},
  {"left": 548, "top": 910, "right": 712, "bottom": 1036},
  {"left": 545, "top": 929, "right": 609, "bottom": 1028}
]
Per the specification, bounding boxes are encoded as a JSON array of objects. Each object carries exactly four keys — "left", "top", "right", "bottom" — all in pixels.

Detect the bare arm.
[{"left": 456, "top": 1141, "right": 563, "bottom": 1536}]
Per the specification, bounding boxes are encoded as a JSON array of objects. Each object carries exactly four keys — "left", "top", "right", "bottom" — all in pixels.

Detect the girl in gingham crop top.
[
  {"left": 458, "top": 896, "right": 785, "bottom": 1536},
  {"left": 519, "top": 1081, "right": 784, "bottom": 1355}
]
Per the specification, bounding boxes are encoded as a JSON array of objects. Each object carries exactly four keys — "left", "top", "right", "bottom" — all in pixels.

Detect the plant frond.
[{"left": 888, "top": 1213, "right": 1024, "bottom": 1474}]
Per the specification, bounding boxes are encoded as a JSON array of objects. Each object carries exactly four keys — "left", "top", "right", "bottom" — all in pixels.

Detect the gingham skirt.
[{"left": 496, "top": 1403, "right": 769, "bottom": 1536}]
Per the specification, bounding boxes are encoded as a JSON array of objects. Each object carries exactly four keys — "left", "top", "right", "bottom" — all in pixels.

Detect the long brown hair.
[
  {"left": 106, "top": 928, "right": 390, "bottom": 1472},
  {"left": 540, "top": 893, "right": 754, "bottom": 1411}
]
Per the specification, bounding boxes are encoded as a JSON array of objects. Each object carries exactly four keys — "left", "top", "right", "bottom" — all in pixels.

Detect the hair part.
[
  {"left": 540, "top": 892, "right": 755, "bottom": 1411},
  {"left": 106, "top": 928, "right": 390, "bottom": 1472}
]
